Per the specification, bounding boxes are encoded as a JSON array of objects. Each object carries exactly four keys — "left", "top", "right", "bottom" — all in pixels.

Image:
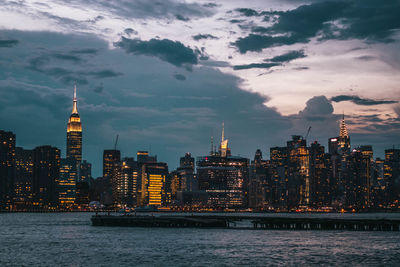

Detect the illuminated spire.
[
  {"left": 72, "top": 83, "right": 78, "bottom": 114},
  {"left": 339, "top": 113, "right": 348, "bottom": 138}
]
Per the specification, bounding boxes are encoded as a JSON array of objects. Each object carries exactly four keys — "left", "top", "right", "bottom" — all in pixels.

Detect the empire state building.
[{"left": 66, "top": 84, "right": 82, "bottom": 162}]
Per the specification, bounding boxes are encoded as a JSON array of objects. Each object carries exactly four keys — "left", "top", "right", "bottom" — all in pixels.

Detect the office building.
[
  {"left": 140, "top": 162, "right": 170, "bottom": 206},
  {"left": 309, "top": 142, "right": 330, "bottom": 207},
  {"left": 384, "top": 149, "right": 400, "bottom": 206},
  {"left": 287, "top": 135, "right": 310, "bottom": 208},
  {"left": 14, "top": 147, "right": 33, "bottom": 210},
  {"left": 0, "top": 130, "right": 16, "bottom": 210},
  {"left": 32, "top": 146, "right": 60, "bottom": 208},
  {"left": 58, "top": 157, "right": 78, "bottom": 208}
]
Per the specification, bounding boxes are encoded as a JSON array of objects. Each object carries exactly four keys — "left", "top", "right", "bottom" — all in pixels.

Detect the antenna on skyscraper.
[
  {"left": 210, "top": 135, "right": 214, "bottom": 155},
  {"left": 114, "top": 134, "right": 119, "bottom": 150},
  {"left": 74, "top": 81, "right": 77, "bottom": 100}
]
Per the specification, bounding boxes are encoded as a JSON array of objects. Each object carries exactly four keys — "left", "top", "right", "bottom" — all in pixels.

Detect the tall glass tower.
[{"left": 66, "top": 84, "right": 82, "bottom": 162}]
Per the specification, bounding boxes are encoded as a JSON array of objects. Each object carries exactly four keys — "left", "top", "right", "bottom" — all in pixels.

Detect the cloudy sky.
[{"left": 1, "top": 0, "right": 399, "bottom": 177}]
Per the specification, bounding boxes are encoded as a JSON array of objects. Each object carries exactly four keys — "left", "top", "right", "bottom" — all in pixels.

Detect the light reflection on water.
[{"left": 1, "top": 213, "right": 400, "bottom": 266}]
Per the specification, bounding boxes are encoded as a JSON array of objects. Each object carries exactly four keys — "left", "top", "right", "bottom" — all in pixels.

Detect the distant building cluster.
[{"left": 1, "top": 86, "right": 400, "bottom": 212}]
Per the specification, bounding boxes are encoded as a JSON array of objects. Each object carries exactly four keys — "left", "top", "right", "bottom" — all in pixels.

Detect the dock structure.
[
  {"left": 91, "top": 214, "right": 400, "bottom": 231},
  {"left": 91, "top": 215, "right": 228, "bottom": 228}
]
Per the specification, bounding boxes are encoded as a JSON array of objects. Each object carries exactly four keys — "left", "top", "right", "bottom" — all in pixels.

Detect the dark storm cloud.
[
  {"left": 233, "top": 62, "right": 280, "bottom": 70},
  {"left": 233, "top": 50, "right": 305, "bottom": 70},
  {"left": 114, "top": 37, "right": 198, "bottom": 67},
  {"left": 330, "top": 0, "right": 400, "bottom": 42},
  {"left": 124, "top": 28, "right": 138, "bottom": 36},
  {"left": 52, "top": 53, "right": 82, "bottom": 63},
  {"left": 268, "top": 50, "right": 306, "bottom": 63},
  {"left": 331, "top": 95, "right": 398, "bottom": 106},
  {"left": 235, "top": 8, "right": 259, "bottom": 17},
  {"left": 233, "top": 34, "right": 301, "bottom": 53},
  {"left": 175, "top": 14, "right": 190, "bottom": 21},
  {"left": 192, "top": 34, "right": 219, "bottom": 41},
  {"left": 233, "top": 0, "right": 400, "bottom": 53},
  {"left": 203, "top": 3, "right": 218, "bottom": 8},
  {"left": 298, "top": 95, "right": 334, "bottom": 121},
  {"left": 70, "top": 48, "right": 98, "bottom": 54},
  {"left": 0, "top": 39, "right": 19, "bottom": 47},
  {"left": 234, "top": 1, "right": 348, "bottom": 53},
  {"left": 229, "top": 19, "right": 245, "bottom": 24},
  {"left": 87, "top": 70, "right": 123, "bottom": 78},
  {"left": 173, "top": 74, "right": 186, "bottom": 81},
  {"left": 27, "top": 51, "right": 121, "bottom": 85}
]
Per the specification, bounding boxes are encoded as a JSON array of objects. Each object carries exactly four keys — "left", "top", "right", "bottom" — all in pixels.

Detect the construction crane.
[
  {"left": 305, "top": 126, "right": 312, "bottom": 140},
  {"left": 114, "top": 134, "right": 119, "bottom": 150}
]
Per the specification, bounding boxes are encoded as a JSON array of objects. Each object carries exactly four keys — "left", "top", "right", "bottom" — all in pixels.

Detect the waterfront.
[{"left": 1, "top": 213, "right": 400, "bottom": 266}]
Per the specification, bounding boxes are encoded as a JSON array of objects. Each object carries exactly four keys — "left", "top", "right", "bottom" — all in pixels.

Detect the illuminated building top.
[
  {"left": 66, "top": 84, "right": 82, "bottom": 162},
  {"left": 67, "top": 84, "right": 82, "bottom": 133},
  {"left": 220, "top": 122, "right": 229, "bottom": 157},
  {"left": 339, "top": 114, "right": 348, "bottom": 138}
]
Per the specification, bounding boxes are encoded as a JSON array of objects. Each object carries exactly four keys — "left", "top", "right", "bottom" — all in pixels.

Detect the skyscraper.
[
  {"left": 112, "top": 157, "right": 138, "bottom": 207},
  {"left": 384, "top": 149, "right": 400, "bottom": 206},
  {"left": 32, "top": 146, "right": 60, "bottom": 208},
  {"left": 58, "top": 157, "right": 78, "bottom": 208},
  {"left": 197, "top": 125, "right": 248, "bottom": 208},
  {"left": 0, "top": 130, "right": 16, "bottom": 210},
  {"left": 287, "top": 135, "right": 310, "bottom": 208},
  {"left": 270, "top": 146, "right": 288, "bottom": 209},
  {"left": 103, "top": 150, "right": 121, "bottom": 179},
  {"left": 140, "top": 162, "right": 170, "bottom": 207},
  {"left": 249, "top": 149, "right": 270, "bottom": 209},
  {"left": 14, "top": 147, "right": 33, "bottom": 210},
  {"left": 309, "top": 141, "right": 330, "bottom": 207},
  {"left": 346, "top": 148, "right": 372, "bottom": 209},
  {"left": 66, "top": 84, "right": 82, "bottom": 162},
  {"left": 197, "top": 155, "right": 249, "bottom": 208}
]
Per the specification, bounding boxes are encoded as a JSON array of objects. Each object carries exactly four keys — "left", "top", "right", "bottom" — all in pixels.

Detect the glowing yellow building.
[
  {"left": 58, "top": 157, "right": 77, "bottom": 208},
  {"left": 67, "top": 84, "right": 82, "bottom": 162},
  {"left": 140, "top": 163, "right": 170, "bottom": 206}
]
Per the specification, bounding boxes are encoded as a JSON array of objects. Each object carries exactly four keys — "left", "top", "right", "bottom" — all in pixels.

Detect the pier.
[{"left": 91, "top": 214, "right": 400, "bottom": 231}]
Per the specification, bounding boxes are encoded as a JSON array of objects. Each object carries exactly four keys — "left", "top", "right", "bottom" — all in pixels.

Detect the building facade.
[
  {"left": 0, "top": 130, "right": 16, "bottom": 210},
  {"left": 14, "top": 147, "right": 33, "bottom": 210},
  {"left": 58, "top": 157, "right": 78, "bottom": 208},
  {"left": 32, "top": 146, "right": 60, "bottom": 208}
]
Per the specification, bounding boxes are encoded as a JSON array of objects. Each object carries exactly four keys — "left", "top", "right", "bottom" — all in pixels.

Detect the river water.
[{"left": 1, "top": 213, "right": 400, "bottom": 266}]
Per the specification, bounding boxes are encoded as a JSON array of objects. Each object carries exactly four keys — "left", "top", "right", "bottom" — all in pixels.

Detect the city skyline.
[
  {"left": 2, "top": 84, "right": 399, "bottom": 178},
  {"left": 0, "top": 0, "right": 399, "bottom": 178},
  {"left": 2, "top": 1, "right": 400, "bottom": 265}
]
